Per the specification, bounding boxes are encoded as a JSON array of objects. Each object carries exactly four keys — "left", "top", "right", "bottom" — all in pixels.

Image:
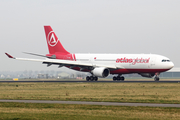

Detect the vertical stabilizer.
[{"left": 44, "top": 26, "right": 70, "bottom": 55}]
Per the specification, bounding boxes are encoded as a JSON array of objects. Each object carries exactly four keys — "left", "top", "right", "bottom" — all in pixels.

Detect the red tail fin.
[{"left": 44, "top": 26, "right": 70, "bottom": 55}]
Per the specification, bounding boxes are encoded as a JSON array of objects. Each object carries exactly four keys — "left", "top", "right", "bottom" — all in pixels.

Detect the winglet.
[{"left": 5, "top": 53, "right": 15, "bottom": 59}]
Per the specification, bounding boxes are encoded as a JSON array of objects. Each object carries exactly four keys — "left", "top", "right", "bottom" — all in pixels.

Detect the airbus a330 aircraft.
[{"left": 5, "top": 26, "right": 174, "bottom": 81}]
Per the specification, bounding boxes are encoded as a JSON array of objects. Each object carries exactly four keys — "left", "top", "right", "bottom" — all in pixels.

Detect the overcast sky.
[{"left": 0, "top": 0, "right": 180, "bottom": 71}]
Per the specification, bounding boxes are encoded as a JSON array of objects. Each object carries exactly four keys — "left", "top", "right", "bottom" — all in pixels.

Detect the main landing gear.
[
  {"left": 113, "top": 75, "right": 125, "bottom": 81},
  {"left": 86, "top": 76, "right": 98, "bottom": 81}
]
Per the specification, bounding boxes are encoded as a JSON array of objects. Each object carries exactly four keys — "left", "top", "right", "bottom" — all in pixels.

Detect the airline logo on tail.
[{"left": 47, "top": 31, "right": 58, "bottom": 47}]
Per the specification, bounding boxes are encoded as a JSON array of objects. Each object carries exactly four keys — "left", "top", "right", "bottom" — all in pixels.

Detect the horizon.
[{"left": 1, "top": 0, "right": 179, "bottom": 71}]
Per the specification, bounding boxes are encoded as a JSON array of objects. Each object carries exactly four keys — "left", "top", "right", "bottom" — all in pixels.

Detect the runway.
[
  {"left": 0, "top": 100, "right": 180, "bottom": 108},
  {"left": 0, "top": 80, "right": 180, "bottom": 83}
]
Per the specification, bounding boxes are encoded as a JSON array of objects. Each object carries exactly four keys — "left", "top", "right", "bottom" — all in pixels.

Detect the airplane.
[{"left": 5, "top": 26, "right": 174, "bottom": 81}]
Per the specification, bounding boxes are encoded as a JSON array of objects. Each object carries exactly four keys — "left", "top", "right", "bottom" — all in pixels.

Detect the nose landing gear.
[
  {"left": 154, "top": 73, "right": 160, "bottom": 81},
  {"left": 154, "top": 77, "right": 159, "bottom": 81}
]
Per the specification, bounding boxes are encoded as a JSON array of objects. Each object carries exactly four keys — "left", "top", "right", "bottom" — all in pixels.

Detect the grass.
[
  {"left": 0, "top": 82, "right": 180, "bottom": 119},
  {"left": 0, "top": 102, "right": 180, "bottom": 120},
  {"left": 0, "top": 82, "right": 180, "bottom": 104}
]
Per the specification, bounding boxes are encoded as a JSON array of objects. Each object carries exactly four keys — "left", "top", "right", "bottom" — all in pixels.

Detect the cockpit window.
[{"left": 162, "top": 59, "right": 171, "bottom": 62}]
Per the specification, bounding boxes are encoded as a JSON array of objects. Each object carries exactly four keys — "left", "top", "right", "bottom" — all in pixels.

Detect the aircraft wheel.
[
  {"left": 94, "top": 77, "right": 98, "bottom": 81},
  {"left": 120, "top": 76, "right": 125, "bottom": 81},
  {"left": 90, "top": 76, "right": 94, "bottom": 81},
  {"left": 86, "top": 76, "right": 90, "bottom": 81},
  {"left": 113, "top": 76, "right": 117, "bottom": 81},
  {"left": 117, "top": 76, "right": 121, "bottom": 80},
  {"left": 154, "top": 77, "right": 159, "bottom": 81}
]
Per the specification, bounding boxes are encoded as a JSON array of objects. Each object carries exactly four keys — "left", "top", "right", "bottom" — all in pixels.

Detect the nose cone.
[{"left": 168, "top": 62, "right": 174, "bottom": 69}]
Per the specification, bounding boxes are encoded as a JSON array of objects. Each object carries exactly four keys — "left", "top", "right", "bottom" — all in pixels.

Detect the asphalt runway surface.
[
  {"left": 0, "top": 80, "right": 180, "bottom": 83},
  {"left": 0, "top": 100, "right": 180, "bottom": 108}
]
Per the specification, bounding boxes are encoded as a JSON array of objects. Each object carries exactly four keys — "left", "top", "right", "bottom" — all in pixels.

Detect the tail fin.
[{"left": 44, "top": 26, "right": 70, "bottom": 55}]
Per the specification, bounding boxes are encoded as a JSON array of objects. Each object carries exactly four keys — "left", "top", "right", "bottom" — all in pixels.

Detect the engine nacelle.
[
  {"left": 91, "top": 67, "right": 110, "bottom": 78},
  {"left": 139, "top": 73, "right": 155, "bottom": 78}
]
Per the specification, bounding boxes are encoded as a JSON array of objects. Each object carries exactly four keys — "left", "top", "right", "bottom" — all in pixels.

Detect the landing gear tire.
[
  {"left": 154, "top": 73, "right": 160, "bottom": 81},
  {"left": 86, "top": 76, "right": 90, "bottom": 81},
  {"left": 117, "top": 76, "right": 121, "bottom": 81},
  {"left": 154, "top": 77, "right": 159, "bottom": 81},
  {"left": 94, "top": 77, "right": 98, "bottom": 81},
  {"left": 113, "top": 75, "right": 125, "bottom": 81},
  {"left": 90, "top": 76, "right": 94, "bottom": 81},
  {"left": 86, "top": 76, "right": 98, "bottom": 81},
  {"left": 120, "top": 76, "right": 125, "bottom": 81},
  {"left": 113, "top": 76, "right": 117, "bottom": 81}
]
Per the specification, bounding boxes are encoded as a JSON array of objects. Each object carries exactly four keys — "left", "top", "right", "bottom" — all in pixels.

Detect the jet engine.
[
  {"left": 91, "top": 67, "right": 110, "bottom": 78},
  {"left": 139, "top": 73, "right": 155, "bottom": 78}
]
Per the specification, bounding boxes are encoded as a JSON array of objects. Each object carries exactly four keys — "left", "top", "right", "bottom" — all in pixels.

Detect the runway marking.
[{"left": 0, "top": 100, "right": 180, "bottom": 108}]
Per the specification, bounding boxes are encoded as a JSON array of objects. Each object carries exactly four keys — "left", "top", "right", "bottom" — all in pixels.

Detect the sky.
[{"left": 0, "top": 0, "right": 180, "bottom": 71}]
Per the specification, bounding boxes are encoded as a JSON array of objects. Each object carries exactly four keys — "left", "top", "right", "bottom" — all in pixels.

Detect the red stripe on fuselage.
[
  {"left": 65, "top": 67, "right": 170, "bottom": 74},
  {"left": 110, "top": 68, "right": 170, "bottom": 74}
]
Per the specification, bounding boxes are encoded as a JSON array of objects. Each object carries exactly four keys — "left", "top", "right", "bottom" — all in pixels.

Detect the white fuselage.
[{"left": 73, "top": 53, "right": 174, "bottom": 74}]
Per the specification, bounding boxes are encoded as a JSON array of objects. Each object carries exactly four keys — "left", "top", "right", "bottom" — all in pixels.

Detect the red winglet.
[{"left": 5, "top": 53, "right": 15, "bottom": 59}]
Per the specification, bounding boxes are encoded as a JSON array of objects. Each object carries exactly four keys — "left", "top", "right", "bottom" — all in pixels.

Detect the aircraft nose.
[{"left": 169, "top": 62, "right": 174, "bottom": 69}]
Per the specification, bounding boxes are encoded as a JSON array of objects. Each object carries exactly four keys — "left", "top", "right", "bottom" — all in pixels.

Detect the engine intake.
[
  {"left": 139, "top": 73, "right": 155, "bottom": 78},
  {"left": 91, "top": 67, "right": 110, "bottom": 78}
]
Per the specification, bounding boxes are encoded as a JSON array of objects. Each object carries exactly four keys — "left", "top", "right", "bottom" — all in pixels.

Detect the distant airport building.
[
  {"left": 57, "top": 72, "right": 70, "bottom": 79},
  {"left": 37, "top": 73, "right": 48, "bottom": 79},
  {"left": 159, "top": 67, "right": 180, "bottom": 78}
]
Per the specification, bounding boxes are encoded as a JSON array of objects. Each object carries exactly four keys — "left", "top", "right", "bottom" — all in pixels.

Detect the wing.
[{"left": 5, "top": 53, "right": 122, "bottom": 70}]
